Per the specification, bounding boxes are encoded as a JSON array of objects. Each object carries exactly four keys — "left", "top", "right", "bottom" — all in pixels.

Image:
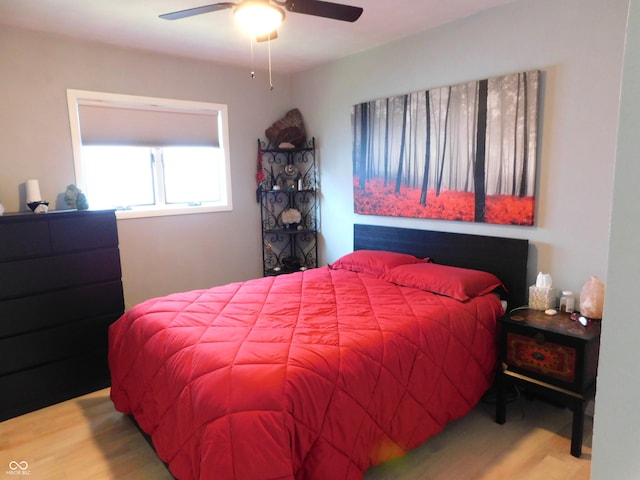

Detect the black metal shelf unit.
[{"left": 258, "top": 137, "right": 318, "bottom": 276}]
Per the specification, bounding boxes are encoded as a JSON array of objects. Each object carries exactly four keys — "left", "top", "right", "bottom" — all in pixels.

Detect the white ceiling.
[{"left": 0, "top": 0, "right": 518, "bottom": 74}]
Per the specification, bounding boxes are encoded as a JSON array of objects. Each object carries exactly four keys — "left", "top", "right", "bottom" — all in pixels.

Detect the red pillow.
[
  {"left": 384, "top": 262, "right": 505, "bottom": 301},
  {"left": 329, "top": 250, "right": 429, "bottom": 278}
]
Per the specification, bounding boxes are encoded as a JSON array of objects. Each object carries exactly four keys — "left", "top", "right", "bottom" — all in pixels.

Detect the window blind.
[{"left": 77, "top": 102, "right": 220, "bottom": 147}]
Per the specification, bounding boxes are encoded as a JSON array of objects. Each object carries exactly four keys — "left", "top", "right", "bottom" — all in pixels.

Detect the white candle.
[{"left": 26, "top": 179, "right": 42, "bottom": 203}]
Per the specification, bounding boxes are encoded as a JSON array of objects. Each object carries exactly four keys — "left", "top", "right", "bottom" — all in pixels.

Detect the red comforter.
[{"left": 109, "top": 267, "right": 503, "bottom": 480}]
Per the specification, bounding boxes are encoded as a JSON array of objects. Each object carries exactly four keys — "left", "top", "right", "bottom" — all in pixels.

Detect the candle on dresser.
[{"left": 26, "top": 179, "right": 42, "bottom": 203}]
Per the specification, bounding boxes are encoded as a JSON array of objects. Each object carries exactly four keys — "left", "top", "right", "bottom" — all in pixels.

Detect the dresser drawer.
[
  {"left": 0, "top": 314, "right": 116, "bottom": 376},
  {"left": 0, "top": 220, "right": 51, "bottom": 261},
  {"left": 500, "top": 310, "right": 600, "bottom": 393},
  {"left": 49, "top": 212, "right": 119, "bottom": 253},
  {"left": 0, "top": 248, "right": 122, "bottom": 300},
  {"left": 0, "top": 281, "right": 124, "bottom": 338},
  {"left": 506, "top": 332, "right": 576, "bottom": 383},
  {"left": 0, "top": 351, "right": 111, "bottom": 421}
]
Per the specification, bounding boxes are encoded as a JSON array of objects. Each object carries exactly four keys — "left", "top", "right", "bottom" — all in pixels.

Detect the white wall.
[
  {"left": 591, "top": 1, "right": 640, "bottom": 478},
  {"left": 292, "top": 0, "right": 628, "bottom": 299},
  {"left": 0, "top": 26, "right": 292, "bottom": 308}
]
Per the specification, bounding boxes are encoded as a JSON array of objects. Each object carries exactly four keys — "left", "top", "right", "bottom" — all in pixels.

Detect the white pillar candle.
[{"left": 26, "top": 179, "right": 42, "bottom": 203}]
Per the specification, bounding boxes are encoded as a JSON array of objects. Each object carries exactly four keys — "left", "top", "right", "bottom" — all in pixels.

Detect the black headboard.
[{"left": 354, "top": 224, "right": 529, "bottom": 308}]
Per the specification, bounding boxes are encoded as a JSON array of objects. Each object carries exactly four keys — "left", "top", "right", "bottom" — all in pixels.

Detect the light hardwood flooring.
[{"left": 0, "top": 388, "right": 591, "bottom": 479}]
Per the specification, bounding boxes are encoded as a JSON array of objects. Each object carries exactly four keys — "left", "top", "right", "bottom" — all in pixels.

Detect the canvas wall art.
[{"left": 352, "top": 70, "right": 540, "bottom": 225}]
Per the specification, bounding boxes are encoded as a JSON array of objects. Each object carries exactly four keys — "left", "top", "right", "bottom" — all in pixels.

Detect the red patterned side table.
[{"left": 495, "top": 308, "right": 601, "bottom": 457}]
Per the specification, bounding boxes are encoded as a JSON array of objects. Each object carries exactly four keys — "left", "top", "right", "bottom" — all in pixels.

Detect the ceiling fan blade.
[
  {"left": 284, "top": 0, "right": 363, "bottom": 22},
  {"left": 159, "top": 2, "right": 236, "bottom": 20}
]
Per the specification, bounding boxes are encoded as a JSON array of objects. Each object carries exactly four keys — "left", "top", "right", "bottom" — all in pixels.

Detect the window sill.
[{"left": 115, "top": 203, "right": 232, "bottom": 220}]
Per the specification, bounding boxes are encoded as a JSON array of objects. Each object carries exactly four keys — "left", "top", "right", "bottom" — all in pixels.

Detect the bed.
[{"left": 108, "top": 224, "right": 528, "bottom": 480}]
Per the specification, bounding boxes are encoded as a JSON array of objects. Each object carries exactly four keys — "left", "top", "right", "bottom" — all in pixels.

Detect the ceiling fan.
[
  {"left": 159, "top": 0, "right": 364, "bottom": 30},
  {"left": 160, "top": 0, "right": 362, "bottom": 89}
]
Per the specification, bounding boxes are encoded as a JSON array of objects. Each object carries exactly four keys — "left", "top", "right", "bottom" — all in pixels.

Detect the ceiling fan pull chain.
[
  {"left": 250, "top": 36, "right": 256, "bottom": 79},
  {"left": 268, "top": 35, "right": 274, "bottom": 90}
]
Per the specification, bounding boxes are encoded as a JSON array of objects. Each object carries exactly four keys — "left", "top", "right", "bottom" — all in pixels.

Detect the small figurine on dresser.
[{"left": 64, "top": 184, "right": 89, "bottom": 210}]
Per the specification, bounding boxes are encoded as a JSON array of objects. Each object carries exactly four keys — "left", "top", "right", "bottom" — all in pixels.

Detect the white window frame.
[{"left": 66, "top": 89, "right": 233, "bottom": 219}]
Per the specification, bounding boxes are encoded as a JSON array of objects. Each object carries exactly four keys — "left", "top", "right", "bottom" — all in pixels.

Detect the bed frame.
[{"left": 354, "top": 224, "right": 529, "bottom": 308}]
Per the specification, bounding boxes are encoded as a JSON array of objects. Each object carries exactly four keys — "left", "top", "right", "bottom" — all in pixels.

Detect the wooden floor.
[{"left": 0, "top": 388, "right": 592, "bottom": 479}]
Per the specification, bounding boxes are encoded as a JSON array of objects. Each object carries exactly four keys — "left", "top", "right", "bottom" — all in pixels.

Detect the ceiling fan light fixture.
[{"left": 234, "top": 1, "right": 285, "bottom": 36}]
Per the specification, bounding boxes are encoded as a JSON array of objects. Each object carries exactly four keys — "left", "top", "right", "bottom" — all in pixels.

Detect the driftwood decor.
[{"left": 352, "top": 70, "right": 541, "bottom": 225}]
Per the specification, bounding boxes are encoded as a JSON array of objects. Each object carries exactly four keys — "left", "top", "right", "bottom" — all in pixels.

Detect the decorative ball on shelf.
[{"left": 281, "top": 208, "right": 301, "bottom": 229}]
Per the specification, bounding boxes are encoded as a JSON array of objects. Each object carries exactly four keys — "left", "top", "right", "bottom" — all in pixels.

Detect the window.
[{"left": 67, "top": 90, "right": 232, "bottom": 219}]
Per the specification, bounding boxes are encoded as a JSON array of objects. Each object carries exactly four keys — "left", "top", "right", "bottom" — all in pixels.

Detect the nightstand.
[{"left": 495, "top": 309, "right": 601, "bottom": 457}]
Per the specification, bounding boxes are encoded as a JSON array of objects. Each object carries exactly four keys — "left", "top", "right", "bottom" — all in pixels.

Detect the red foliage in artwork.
[{"left": 354, "top": 178, "right": 534, "bottom": 225}]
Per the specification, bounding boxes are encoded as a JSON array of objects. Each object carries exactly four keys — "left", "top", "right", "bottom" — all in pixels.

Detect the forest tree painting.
[{"left": 352, "top": 70, "right": 540, "bottom": 225}]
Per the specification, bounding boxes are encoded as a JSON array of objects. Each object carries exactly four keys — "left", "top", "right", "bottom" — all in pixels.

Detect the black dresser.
[{"left": 0, "top": 210, "right": 124, "bottom": 421}]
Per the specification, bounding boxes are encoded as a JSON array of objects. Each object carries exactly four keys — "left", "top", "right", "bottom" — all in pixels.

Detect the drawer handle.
[{"left": 534, "top": 333, "right": 545, "bottom": 344}]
